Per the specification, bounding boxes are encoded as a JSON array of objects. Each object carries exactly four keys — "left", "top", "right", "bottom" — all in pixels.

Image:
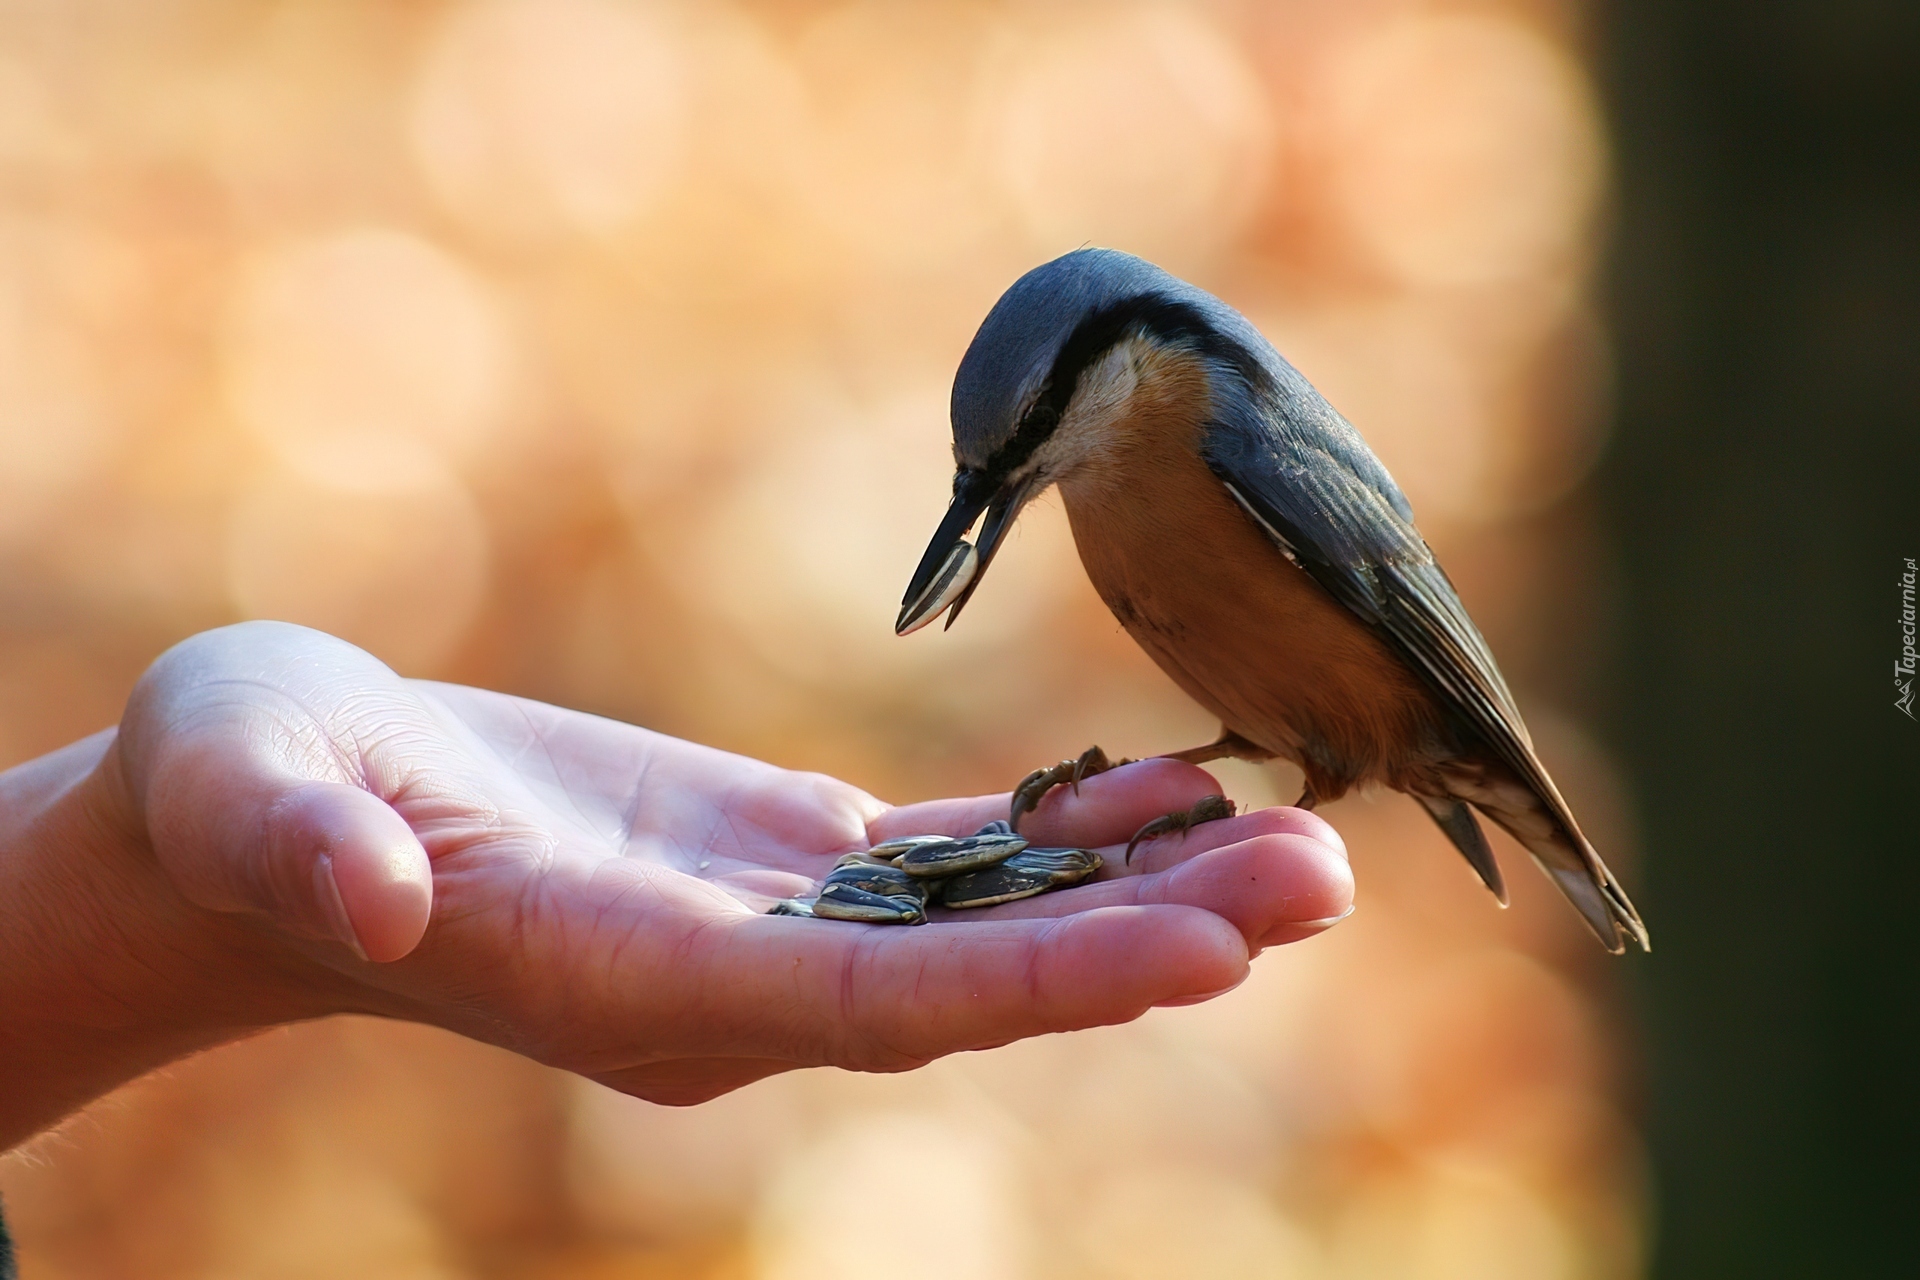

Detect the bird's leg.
[
  {"left": 1009, "top": 745, "right": 1133, "bottom": 829},
  {"left": 1159, "top": 729, "right": 1277, "bottom": 768},
  {"left": 1121, "top": 729, "right": 1282, "bottom": 859},
  {"left": 1013, "top": 730, "right": 1276, "bottom": 845},
  {"left": 1124, "top": 761, "right": 1329, "bottom": 863},
  {"left": 1121, "top": 731, "right": 1277, "bottom": 862},
  {"left": 1125, "top": 794, "right": 1239, "bottom": 864}
]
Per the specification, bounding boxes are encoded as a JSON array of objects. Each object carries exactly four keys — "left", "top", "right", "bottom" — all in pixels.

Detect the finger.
[
  {"left": 134, "top": 738, "right": 432, "bottom": 963},
  {"left": 281, "top": 782, "right": 434, "bottom": 962},
  {"left": 1265, "top": 804, "right": 1347, "bottom": 860},
  {"left": 869, "top": 758, "right": 1227, "bottom": 847},
  {"left": 932, "top": 831, "right": 1355, "bottom": 950},
  {"left": 1100, "top": 805, "right": 1347, "bottom": 876},
  {"left": 689, "top": 904, "right": 1248, "bottom": 1070},
  {"left": 117, "top": 623, "right": 457, "bottom": 962}
]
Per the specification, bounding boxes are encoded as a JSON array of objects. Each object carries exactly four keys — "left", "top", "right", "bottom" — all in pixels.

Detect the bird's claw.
[
  {"left": 1010, "top": 745, "right": 1128, "bottom": 830},
  {"left": 1125, "top": 794, "right": 1237, "bottom": 864}
]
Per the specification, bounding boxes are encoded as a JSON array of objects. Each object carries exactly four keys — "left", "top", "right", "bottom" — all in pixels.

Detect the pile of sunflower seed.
[{"left": 767, "top": 821, "right": 1102, "bottom": 924}]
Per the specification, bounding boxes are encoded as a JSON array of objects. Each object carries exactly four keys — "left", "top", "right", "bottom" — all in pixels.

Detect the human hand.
[{"left": 0, "top": 622, "right": 1351, "bottom": 1144}]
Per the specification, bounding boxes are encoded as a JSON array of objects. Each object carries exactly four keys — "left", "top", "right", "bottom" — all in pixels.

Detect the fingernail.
[
  {"left": 314, "top": 855, "right": 369, "bottom": 960},
  {"left": 1253, "top": 903, "right": 1356, "bottom": 952},
  {"left": 1292, "top": 903, "right": 1356, "bottom": 933},
  {"left": 1154, "top": 971, "right": 1249, "bottom": 1008}
]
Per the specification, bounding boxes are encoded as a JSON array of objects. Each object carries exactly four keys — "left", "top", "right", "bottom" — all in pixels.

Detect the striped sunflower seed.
[
  {"left": 937, "top": 848, "right": 1103, "bottom": 909},
  {"left": 813, "top": 881, "right": 927, "bottom": 924},
  {"left": 898, "top": 833, "right": 1029, "bottom": 878}
]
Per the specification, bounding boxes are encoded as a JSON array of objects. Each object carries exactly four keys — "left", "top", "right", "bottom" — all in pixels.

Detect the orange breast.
[{"left": 1054, "top": 353, "right": 1449, "bottom": 798}]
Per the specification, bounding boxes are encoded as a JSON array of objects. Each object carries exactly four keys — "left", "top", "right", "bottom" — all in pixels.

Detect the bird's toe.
[
  {"left": 1124, "top": 794, "right": 1238, "bottom": 864},
  {"left": 1010, "top": 745, "right": 1126, "bottom": 829}
]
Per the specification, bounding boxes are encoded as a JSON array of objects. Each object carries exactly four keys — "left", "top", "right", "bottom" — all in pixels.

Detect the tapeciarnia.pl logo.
[{"left": 1899, "top": 557, "right": 1917, "bottom": 719}]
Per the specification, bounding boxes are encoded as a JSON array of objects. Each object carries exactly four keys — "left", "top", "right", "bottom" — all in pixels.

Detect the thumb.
[
  {"left": 256, "top": 781, "right": 434, "bottom": 963},
  {"left": 142, "top": 751, "right": 433, "bottom": 963},
  {"left": 119, "top": 627, "right": 436, "bottom": 964}
]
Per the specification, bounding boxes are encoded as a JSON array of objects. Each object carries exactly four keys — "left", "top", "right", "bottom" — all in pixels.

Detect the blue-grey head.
[{"left": 896, "top": 247, "right": 1284, "bottom": 634}]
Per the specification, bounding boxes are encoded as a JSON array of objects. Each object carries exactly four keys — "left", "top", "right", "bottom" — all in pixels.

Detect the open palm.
[{"left": 111, "top": 623, "right": 1353, "bottom": 1105}]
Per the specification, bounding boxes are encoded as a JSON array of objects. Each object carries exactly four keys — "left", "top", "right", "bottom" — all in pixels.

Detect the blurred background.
[{"left": 0, "top": 1, "right": 1909, "bottom": 1277}]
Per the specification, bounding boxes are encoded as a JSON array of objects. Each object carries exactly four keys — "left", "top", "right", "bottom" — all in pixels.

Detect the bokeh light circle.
[
  {"left": 1259, "top": 301, "right": 1496, "bottom": 527},
  {"left": 991, "top": 4, "right": 1276, "bottom": 271},
  {"left": 1074, "top": 1168, "right": 1324, "bottom": 1279},
  {"left": 223, "top": 228, "right": 514, "bottom": 492},
  {"left": 410, "top": 0, "right": 689, "bottom": 241},
  {"left": 789, "top": 3, "right": 1005, "bottom": 262},
  {"left": 1326, "top": 15, "right": 1604, "bottom": 287},
  {"left": 0, "top": 296, "right": 110, "bottom": 541},
  {"left": 669, "top": 383, "right": 1074, "bottom": 686},
  {"left": 753, "top": 1113, "right": 1024, "bottom": 1280},
  {"left": 1330, "top": 1159, "right": 1579, "bottom": 1280},
  {"left": 225, "top": 461, "right": 491, "bottom": 674}
]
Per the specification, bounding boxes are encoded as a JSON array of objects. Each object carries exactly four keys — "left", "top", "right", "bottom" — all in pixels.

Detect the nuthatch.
[{"left": 896, "top": 249, "right": 1647, "bottom": 954}]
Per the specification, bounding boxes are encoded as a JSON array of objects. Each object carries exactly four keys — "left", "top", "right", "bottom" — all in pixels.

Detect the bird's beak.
[{"left": 896, "top": 469, "right": 1033, "bottom": 635}]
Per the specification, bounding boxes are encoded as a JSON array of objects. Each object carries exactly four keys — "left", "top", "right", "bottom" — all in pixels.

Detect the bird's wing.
[{"left": 1201, "top": 366, "right": 1647, "bottom": 952}]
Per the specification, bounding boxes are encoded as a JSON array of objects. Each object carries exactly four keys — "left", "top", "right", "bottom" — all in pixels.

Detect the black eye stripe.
[
  {"left": 983, "top": 398, "right": 1058, "bottom": 481},
  {"left": 978, "top": 293, "right": 1268, "bottom": 484}
]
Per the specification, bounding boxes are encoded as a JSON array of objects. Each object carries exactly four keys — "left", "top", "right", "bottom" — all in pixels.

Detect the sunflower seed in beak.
[{"left": 896, "top": 540, "right": 978, "bottom": 636}]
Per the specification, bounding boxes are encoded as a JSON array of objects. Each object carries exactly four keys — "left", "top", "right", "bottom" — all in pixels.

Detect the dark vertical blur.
[{"left": 1601, "top": 1, "right": 1920, "bottom": 1275}]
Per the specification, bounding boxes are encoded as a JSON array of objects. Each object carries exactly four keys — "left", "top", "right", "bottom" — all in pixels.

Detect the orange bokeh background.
[{"left": 0, "top": 2, "right": 1645, "bottom": 1276}]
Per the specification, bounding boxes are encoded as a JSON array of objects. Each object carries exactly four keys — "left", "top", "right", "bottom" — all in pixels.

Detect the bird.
[{"left": 893, "top": 249, "right": 1647, "bottom": 954}]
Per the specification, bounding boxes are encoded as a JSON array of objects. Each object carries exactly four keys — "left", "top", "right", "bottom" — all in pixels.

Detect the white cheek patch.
[
  {"left": 1032, "top": 337, "right": 1152, "bottom": 478},
  {"left": 1070, "top": 340, "right": 1147, "bottom": 432},
  {"left": 1033, "top": 334, "right": 1211, "bottom": 486}
]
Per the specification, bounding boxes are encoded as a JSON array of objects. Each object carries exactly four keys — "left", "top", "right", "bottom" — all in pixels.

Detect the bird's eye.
[{"left": 1016, "top": 402, "right": 1057, "bottom": 437}]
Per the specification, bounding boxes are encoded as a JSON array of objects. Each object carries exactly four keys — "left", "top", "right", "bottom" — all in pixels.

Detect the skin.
[{"left": 0, "top": 622, "right": 1353, "bottom": 1150}]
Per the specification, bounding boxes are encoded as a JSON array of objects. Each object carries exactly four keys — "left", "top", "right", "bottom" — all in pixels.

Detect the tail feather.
[
  {"left": 1530, "top": 856, "right": 1649, "bottom": 956},
  {"left": 1436, "top": 762, "right": 1649, "bottom": 954},
  {"left": 1413, "top": 794, "right": 1507, "bottom": 905}
]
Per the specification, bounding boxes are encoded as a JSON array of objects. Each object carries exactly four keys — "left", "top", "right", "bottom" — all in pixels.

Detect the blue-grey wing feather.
[
  {"left": 1203, "top": 357, "right": 1646, "bottom": 950},
  {"left": 1199, "top": 356, "right": 1540, "bottom": 799}
]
